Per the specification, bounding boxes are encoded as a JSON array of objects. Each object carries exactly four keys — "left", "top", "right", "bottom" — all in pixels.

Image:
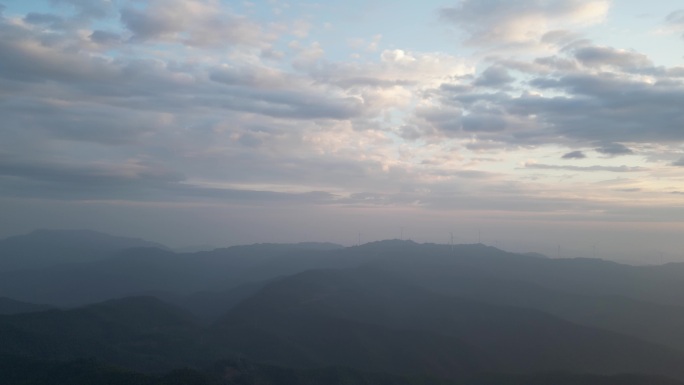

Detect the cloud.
[
  {"left": 0, "top": 19, "right": 131, "bottom": 85},
  {"left": 23, "top": 12, "right": 64, "bottom": 27},
  {"left": 562, "top": 150, "right": 586, "bottom": 159},
  {"left": 209, "top": 64, "right": 293, "bottom": 89},
  {"left": 1, "top": 95, "right": 176, "bottom": 145},
  {"left": 462, "top": 112, "right": 509, "bottom": 132},
  {"left": 50, "top": 0, "right": 112, "bottom": 19},
  {"left": 474, "top": 65, "right": 515, "bottom": 87},
  {"left": 668, "top": 10, "right": 684, "bottom": 24},
  {"left": 673, "top": 157, "right": 684, "bottom": 167},
  {"left": 573, "top": 45, "right": 652, "bottom": 70},
  {"left": 207, "top": 86, "right": 367, "bottom": 120},
  {"left": 595, "top": 143, "right": 634, "bottom": 156},
  {"left": 120, "top": 0, "right": 271, "bottom": 47},
  {"left": 666, "top": 10, "right": 684, "bottom": 38},
  {"left": 506, "top": 71, "right": 684, "bottom": 144},
  {"left": 0, "top": 156, "right": 183, "bottom": 200},
  {"left": 309, "top": 49, "right": 471, "bottom": 89},
  {"left": 0, "top": 155, "right": 340, "bottom": 204},
  {"left": 524, "top": 162, "right": 647, "bottom": 172},
  {"left": 89, "top": 30, "right": 121, "bottom": 45},
  {"left": 439, "top": 0, "right": 609, "bottom": 47}
]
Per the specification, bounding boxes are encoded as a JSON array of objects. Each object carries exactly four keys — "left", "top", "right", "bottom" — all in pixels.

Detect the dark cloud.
[
  {"left": 0, "top": 155, "right": 339, "bottom": 205},
  {"left": 0, "top": 24, "right": 118, "bottom": 83},
  {"left": 414, "top": 105, "right": 463, "bottom": 133},
  {"left": 432, "top": 169, "right": 497, "bottom": 179},
  {"left": 211, "top": 87, "right": 366, "bottom": 120},
  {"left": 596, "top": 143, "right": 634, "bottom": 156},
  {"left": 333, "top": 77, "right": 415, "bottom": 89},
  {"left": 673, "top": 157, "right": 684, "bottom": 167},
  {"left": 1, "top": 98, "right": 168, "bottom": 145},
  {"left": 119, "top": 6, "right": 179, "bottom": 42},
  {"left": 209, "top": 65, "right": 290, "bottom": 89},
  {"left": 533, "top": 55, "right": 580, "bottom": 72},
  {"left": 50, "top": 0, "right": 111, "bottom": 19},
  {"left": 0, "top": 156, "right": 183, "bottom": 200},
  {"left": 174, "top": 185, "right": 337, "bottom": 204},
  {"left": 574, "top": 45, "right": 652, "bottom": 69},
  {"left": 465, "top": 141, "right": 507, "bottom": 151},
  {"left": 508, "top": 73, "right": 684, "bottom": 144},
  {"left": 24, "top": 12, "right": 64, "bottom": 26},
  {"left": 462, "top": 113, "right": 508, "bottom": 132},
  {"left": 236, "top": 132, "right": 263, "bottom": 148},
  {"left": 89, "top": 30, "right": 121, "bottom": 45},
  {"left": 524, "top": 162, "right": 647, "bottom": 173},
  {"left": 562, "top": 150, "right": 586, "bottom": 159},
  {"left": 474, "top": 66, "right": 515, "bottom": 87},
  {"left": 120, "top": 1, "right": 268, "bottom": 47}
]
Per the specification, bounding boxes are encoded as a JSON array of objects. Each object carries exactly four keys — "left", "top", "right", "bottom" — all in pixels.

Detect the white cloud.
[{"left": 440, "top": 0, "right": 609, "bottom": 47}]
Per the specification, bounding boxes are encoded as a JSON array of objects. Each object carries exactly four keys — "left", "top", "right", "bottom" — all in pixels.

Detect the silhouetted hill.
[
  {"left": 176, "top": 281, "right": 271, "bottom": 323},
  {"left": 214, "top": 310, "right": 490, "bottom": 379},
  {"left": 0, "top": 296, "right": 203, "bottom": 371},
  {"left": 0, "top": 297, "right": 51, "bottom": 315},
  {"left": 213, "top": 267, "right": 684, "bottom": 380},
  {"left": 4, "top": 354, "right": 681, "bottom": 385},
  {"left": 0, "top": 229, "right": 167, "bottom": 271}
]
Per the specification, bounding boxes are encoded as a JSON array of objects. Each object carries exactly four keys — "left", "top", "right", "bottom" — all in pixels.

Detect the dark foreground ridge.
[{"left": 2, "top": 354, "right": 683, "bottom": 385}]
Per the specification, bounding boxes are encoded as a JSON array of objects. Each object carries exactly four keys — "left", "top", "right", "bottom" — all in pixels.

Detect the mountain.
[
  {"left": 370, "top": 256, "right": 684, "bottom": 352},
  {"left": 0, "top": 229, "right": 168, "bottom": 271},
  {"left": 6, "top": 234, "right": 684, "bottom": 357},
  {"left": 212, "top": 267, "right": 684, "bottom": 380},
  {"left": 5, "top": 354, "right": 681, "bottom": 385},
  {"left": 175, "top": 280, "right": 271, "bottom": 323},
  {"left": 0, "top": 241, "right": 350, "bottom": 306},
  {"left": 0, "top": 296, "right": 203, "bottom": 372},
  {"left": 0, "top": 247, "right": 184, "bottom": 305},
  {"left": 0, "top": 297, "right": 51, "bottom": 315},
  {"left": 363, "top": 242, "right": 684, "bottom": 308}
]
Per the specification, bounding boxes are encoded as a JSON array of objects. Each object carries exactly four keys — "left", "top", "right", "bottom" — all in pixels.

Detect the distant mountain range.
[
  {"left": 4, "top": 229, "right": 684, "bottom": 383},
  {"left": 0, "top": 229, "right": 167, "bottom": 271},
  {"left": 0, "top": 297, "right": 51, "bottom": 315}
]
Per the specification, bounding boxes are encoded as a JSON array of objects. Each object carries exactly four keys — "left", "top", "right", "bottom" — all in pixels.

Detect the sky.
[{"left": 1, "top": 0, "right": 684, "bottom": 263}]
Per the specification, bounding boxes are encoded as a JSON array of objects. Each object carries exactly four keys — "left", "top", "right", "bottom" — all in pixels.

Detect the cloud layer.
[{"left": 0, "top": 0, "right": 683, "bottom": 260}]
